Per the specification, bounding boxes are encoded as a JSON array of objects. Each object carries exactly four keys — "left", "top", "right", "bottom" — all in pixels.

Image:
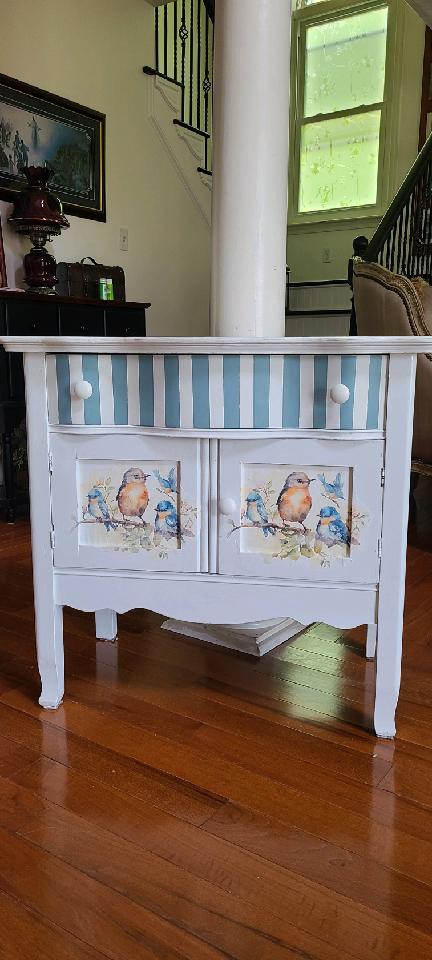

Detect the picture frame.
[
  {"left": 0, "top": 73, "right": 106, "bottom": 222},
  {"left": 0, "top": 213, "right": 7, "bottom": 287}
]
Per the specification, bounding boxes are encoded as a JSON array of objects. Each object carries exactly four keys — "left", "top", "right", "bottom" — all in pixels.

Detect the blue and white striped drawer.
[{"left": 47, "top": 353, "right": 388, "bottom": 431}]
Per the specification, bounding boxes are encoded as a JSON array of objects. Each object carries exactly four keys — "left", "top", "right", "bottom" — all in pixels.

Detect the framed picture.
[
  {"left": 0, "top": 213, "right": 6, "bottom": 287},
  {"left": 0, "top": 73, "right": 106, "bottom": 221}
]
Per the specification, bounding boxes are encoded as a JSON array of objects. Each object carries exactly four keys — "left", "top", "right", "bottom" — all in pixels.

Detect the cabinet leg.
[
  {"left": 366, "top": 624, "right": 377, "bottom": 660},
  {"left": 373, "top": 604, "right": 402, "bottom": 739},
  {"left": 95, "top": 609, "right": 118, "bottom": 642},
  {"left": 38, "top": 605, "right": 64, "bottom": 709}
]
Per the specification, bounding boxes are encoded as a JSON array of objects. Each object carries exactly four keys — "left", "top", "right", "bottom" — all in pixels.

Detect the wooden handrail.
[{"left": 365, "top": 129, "right": 432, "bottom": 261}]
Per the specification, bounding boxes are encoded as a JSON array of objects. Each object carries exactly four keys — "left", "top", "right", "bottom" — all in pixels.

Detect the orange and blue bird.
[
  {"left": 316, "top": 505, "right": 350, "bottom": 548},
  {"left": 86, "top": 487, "right": 117, "bottom": 532},
  {"left": 277, "top": 472, "right": 314, "bottom": 530},
  {"left": 116, "top": 467, "right": 150, "bottom": 523}
]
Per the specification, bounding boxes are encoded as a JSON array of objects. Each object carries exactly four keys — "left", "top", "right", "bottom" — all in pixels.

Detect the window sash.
[{"left": 291, "top": 0, "right": 391, "bottom": 219}]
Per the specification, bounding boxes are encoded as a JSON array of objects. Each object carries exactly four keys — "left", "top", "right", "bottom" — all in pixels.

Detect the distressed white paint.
[
  {"left": 23, "top": 353, "right": 64, "bottom": 709},
  {"left": 7, "top": 334, "right": 432, "bottom": 738},
  {"left": 210, "top": 0, "right": 291, "bottom": 336},
  {"left": 374, "top": 354, "right": 417, "bottom": 737},
  {"left": 95, "top": 609, "right": 118, "bottom": 642},
  {"left": 4, "top": 336, "right": 432, "bottom": 355}
]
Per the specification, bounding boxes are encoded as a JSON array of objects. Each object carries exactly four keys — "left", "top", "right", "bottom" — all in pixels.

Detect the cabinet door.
[
  {"left": 218, "top": 437, "right": 384, "bottom": 584},
  {"left": 51, "top": 433, "right": 204, "bottom": 573}
]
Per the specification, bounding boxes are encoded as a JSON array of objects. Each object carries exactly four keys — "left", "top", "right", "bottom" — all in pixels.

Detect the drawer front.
[
  {"left": 105, "top": 309, "right": 145, "bottom": 337},
  {"left": 58, "top": 304, "right": 105, "bottom": 337},
  {"left": 218, "top": 437, "right": 384, "bottom": 584},
  {"left": 50, "top": 433, "right": 203, "bottom": 573},
  {"left": 3, "top": 299, "right": 59, "bottom": 336},
  {"left": 47, "top": 353, "right": 388, "bottom": 431}
]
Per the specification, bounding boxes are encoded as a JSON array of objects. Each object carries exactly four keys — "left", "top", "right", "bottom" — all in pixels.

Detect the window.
[{"left": 291, "top": 1, "right": 390, "bottom": 219}]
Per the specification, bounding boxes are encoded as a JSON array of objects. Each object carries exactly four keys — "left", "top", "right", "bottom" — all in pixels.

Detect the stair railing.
[
  {"left": 351, "top": 130, "right": 432, "bottom": 279},
  {"left": 349, "top": 130, "right": 432, "bottom": 333},
  {"left": 143, "top": 0, "right": 214, "bottom": 174}
]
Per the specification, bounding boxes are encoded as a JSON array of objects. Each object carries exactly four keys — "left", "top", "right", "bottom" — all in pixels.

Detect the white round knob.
[
  {"left": 73, "top": 380, "right": 93, "bottom": 400},
  {"left": 219, "top": 497, "right": 236, "bottom": 517},
  {"left": 330, "top": 383, "right": 350, "bottom": 405}
]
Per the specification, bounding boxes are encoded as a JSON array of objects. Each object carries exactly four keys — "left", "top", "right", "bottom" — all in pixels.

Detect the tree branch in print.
[{"left": 228, "top": 521, "right": 301, "bottom": 537}]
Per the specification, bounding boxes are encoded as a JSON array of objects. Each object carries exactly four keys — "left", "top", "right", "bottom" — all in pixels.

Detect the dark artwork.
[{"left": 0, "top": 74, "right": 105, "bottom": 221}]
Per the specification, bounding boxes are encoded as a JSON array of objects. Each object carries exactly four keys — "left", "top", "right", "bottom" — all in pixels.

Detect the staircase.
[
  {"left": 285, "top": 278, "right": 351, "bottom": 337},
  {"left": 350, "top": 129, "right": 432, "bottom": 332},
  {"left": 143, "top": 0, "right": 214, "bottom": 225}
]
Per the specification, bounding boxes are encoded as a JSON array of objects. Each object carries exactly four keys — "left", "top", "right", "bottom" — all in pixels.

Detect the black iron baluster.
[
  {"left": 408, "top": 186, "right": 418, "bottom": 278},
  {"left": 163, "top": 4, "right": 168, "bottom": 76},
  {"left": 389, "top": 219, "right": 397, "bottom": 273},
  {"left": 189, "top": 0, "right": 195, "bottom": 127},
  {"left": 155, "top": 7, "right": 160, "bottom": 73},
  {"left": 418, "top": 168, "right": 426, "bottom": 278},
  {"left": 180, "top": 0, "right": 187, "bottom": 122},
  {"left": 426, "top": 159, "right": 432, "bottom": 282},
  {"left": 174, "top": 1, "right": 178, "bottom": 82},
  {"left": 197, "top": 0, "right": 202, "bottom": 132},
  {"left": 203, "top": 4, "right": 211, "bottom": 170},
  {"left": 396, "top": 203, "right": 404, "bottom": 275}
]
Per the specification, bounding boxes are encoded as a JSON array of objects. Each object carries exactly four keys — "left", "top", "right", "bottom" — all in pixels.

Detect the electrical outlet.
[
  {"left": 120, "top": 227, "right": 128, "bottom": 252},
  {"left": 322, "top": 247, "right": 331, "bottom": 263}
]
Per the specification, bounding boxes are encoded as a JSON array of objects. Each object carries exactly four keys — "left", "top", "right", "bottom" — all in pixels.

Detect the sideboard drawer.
[
  {"left": 47, "top": 352, "right": 388, "bottom": 432},
  {"left": 50, "top": 433, "right": 203, "bottom": 573},
  {"left": 218, "top": 437, "right": 384, "bottom": 585}
]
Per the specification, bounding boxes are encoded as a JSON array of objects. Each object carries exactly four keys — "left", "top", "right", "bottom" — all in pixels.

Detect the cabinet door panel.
[
  {"left": 218, "top": 437, "right": 384, "bottom": 584},
  {"left": 51, "top": 433, "right": 203, "bottom": 573}
]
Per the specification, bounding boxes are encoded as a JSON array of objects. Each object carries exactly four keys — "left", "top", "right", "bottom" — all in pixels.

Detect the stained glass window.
[{"left": 294, "top": 3, "right": 389, "bottom": 215}]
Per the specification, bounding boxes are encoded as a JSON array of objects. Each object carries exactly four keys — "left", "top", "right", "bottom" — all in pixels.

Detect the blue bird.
[
  {"left": 87, "top": 487, "right": 117, "bottom": 532},
  {"left": 316, "top": 505, "right": 350, "bottom": 548},
  {"left": 154, "top": 467, "right": 177, "bottom": 494},
  {"left": 154, "top": 500, "right": 181, "bottom": 539},
  {"left": 244, "top": 490, "right": 276, "bottom": 537},
  {"left": 318, "top": 472, "right": 345, "bottom": 502}
]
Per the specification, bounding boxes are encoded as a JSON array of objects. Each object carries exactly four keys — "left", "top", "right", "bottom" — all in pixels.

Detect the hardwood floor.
[{"left": 0, "top": 483, "right": 432, "bottom": 959}]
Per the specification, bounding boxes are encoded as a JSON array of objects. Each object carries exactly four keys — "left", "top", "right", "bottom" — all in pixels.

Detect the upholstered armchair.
[{"left": 353, "top": 260, "right": 432, "bottom": 476}]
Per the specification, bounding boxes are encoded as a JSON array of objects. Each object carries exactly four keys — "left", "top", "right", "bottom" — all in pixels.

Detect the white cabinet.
[
  {"left": 51, "top": 433, "right": 205, "bottom": 573},
  {"left": 3, "top": 335, "right": 431, "bottom": 739},
  {"left": 218, "top": 437, "right": 384, "bottom": 584}
]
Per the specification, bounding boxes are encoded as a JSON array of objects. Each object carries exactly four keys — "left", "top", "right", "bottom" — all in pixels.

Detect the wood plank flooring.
[{"left": 0, "top": 478, "right": 432, "bottom": 959}]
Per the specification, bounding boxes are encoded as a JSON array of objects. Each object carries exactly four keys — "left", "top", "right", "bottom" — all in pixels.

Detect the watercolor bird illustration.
[
  {"left": 277, "top": 472, "right": 314, "bottom": 530},
  {"left": 244, "top": 490, "right": 276, "bottom": 537},
  {"left": 86, "top": 487, "right": 117, "bottom": 532},
  {"left": 316, "top": 505, "right": 350, "bottom": 548},
  {"left": 318, "top": 472, "right": 345, "bottom": 502},
  {"left": 154, "top": 500, "right": 181, "bottom": 539},
  {"left": 154, "top": 467, "right": 177, "bottom": 494},
  {"left": 116, "top": 467, "right": 150, "bottom": 523}
]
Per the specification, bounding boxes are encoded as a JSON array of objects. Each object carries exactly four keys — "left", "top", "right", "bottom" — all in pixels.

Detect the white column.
[
  {"left": 211, "top": 0, "right": 291, "bottom": 337},
  {"left": 165, "top": 1, "right": 302, "bottom": 658}
]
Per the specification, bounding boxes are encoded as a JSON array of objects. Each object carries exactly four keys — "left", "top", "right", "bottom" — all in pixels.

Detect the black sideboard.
[{"left": 0, "top": 290, "right": 150, "bottom": 521}]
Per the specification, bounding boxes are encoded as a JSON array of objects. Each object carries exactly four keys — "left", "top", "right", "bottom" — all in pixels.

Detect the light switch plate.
[{"left": 120, "top": 228, "right": 128, "bottom": 252}]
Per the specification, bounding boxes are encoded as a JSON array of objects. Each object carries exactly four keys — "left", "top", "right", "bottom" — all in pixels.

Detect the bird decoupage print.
[
  {"left": 78, "top": 460, "right": 196, "bottom": 557},
  {"left": 233, "top": 463, "right": 368, "bottom": 566}
]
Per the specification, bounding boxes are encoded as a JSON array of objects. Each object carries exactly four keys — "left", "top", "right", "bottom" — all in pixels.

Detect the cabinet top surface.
[
  {"left": 0, "top": 291, "right": 151, "bottom": 309},
  {"left": 1, "top": 335, "right": 432, "bottom": 355}
]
